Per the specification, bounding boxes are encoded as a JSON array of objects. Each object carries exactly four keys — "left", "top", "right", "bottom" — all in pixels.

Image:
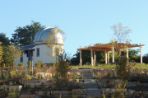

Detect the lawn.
[
  {"left": 70, "top": 63, "right": 148, "bottom": 70},
  {"left": 70, "top": 64, "right": 116, "bottom": 70}
]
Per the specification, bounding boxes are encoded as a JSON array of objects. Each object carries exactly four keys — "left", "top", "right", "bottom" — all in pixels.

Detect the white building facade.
[{"left": 15, "top": 27, "right": 64, "bottom": 66}]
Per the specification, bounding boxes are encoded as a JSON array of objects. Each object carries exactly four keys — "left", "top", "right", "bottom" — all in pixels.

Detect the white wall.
[
  {"left": 33, "top": 44, "right": 56, "bottom": 64},
  {"left": 15, "top": 44, "right": 64, "bottom": 66},
  {"left": 14, "top": 52, "right": 29, "bottom": 66}
]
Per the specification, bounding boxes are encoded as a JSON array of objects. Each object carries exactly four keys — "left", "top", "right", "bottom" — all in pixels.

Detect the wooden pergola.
[{"left": 78, "top": 43, "right": 144, "bottom": 66}]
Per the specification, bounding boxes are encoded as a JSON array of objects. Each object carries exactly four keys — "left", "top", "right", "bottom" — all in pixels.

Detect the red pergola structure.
[{"left": 78, "top": 43, "right": 144, "bottom": 66}]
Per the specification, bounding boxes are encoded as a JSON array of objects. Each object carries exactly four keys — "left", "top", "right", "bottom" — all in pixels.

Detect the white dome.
[{"left": 34, "top": 27, "right": 64, "bottom": 45}]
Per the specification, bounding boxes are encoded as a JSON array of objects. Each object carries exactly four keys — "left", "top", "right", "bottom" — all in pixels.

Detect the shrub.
[{"left": 10, "top": 70, "right": 17, "bottom": 78}]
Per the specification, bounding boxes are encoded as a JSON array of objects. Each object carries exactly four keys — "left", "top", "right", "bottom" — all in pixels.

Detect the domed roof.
[{"left": 34, "top": 27, "right": 64, "bottom": 45}]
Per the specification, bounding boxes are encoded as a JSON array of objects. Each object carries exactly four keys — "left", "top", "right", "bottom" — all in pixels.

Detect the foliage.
[
  {"left": 1, "top": 70, "right": 10, "bottom": 80},
  {"left": 27, "top": 61, "right": 33, "bottom": 75},
  {"left": 114, "top": 53, "right": 130, "bottom": 98},
  {"left": 24, "top": 74, "right": 32, "bottom": 80},
  {"left": 143, "top": 54, "right": 148, "bottom": 63},
  {"left": 17, "top": 63, "right": 25, "bottom": 77},
  {"left": 17, "top": 63, "right": 24, "bottom": 67},
  {"left": 70, "top": 64, "right": 116, "bottom": 70},
  {"left": 54, "top": 60, "right": 69, "bottom": 80},
  {"left": 70, "top": 51, "right": 80, "bottom": 65},
  {"left": 34, "top": 61, "right": 43, "bottom": 74},
  {"left": 8, "top": 92, "right": 19, "bottom": 98},
  {"left": 116, "top": 56, "right": 129, "bottom": 79},
  {"left": 2, "top": 46, "right": 13, "bottom": 67},
  {"left": 0, "top": 33, "right": 10, "bottom": 45},
  {"left": 35, "top": 60, "right": 43, "bottom": 68},
  {"left": 133, "top": 63, "right": 148, "bottom": 70},
  {"left": 10, "top": 70, "right": 17, "bottom": 78},
  {"left": 70, "top": 63, "right": 148, "bottom": 72},
  {"left": 9, "top": 45, "right": 22, "bottom": 60},
  {"left": 2, "top": 45, "right": 21, "bottom": 67},
  {"left": 129, "top": 49, "right": 139, "bottom": 62},
  {"left": 0, "top": 44, "right": 3, "bottom": 66},
  {"left": 53, "top": 54, "right": 70, "bottom": 90},
  {"left": 0, "top": 33, "right": 21, "bottom": 67},
  {"left": 112, "top": 23, "right": 131, "bottom": 43},
  {"left": 11, "top": 21, "right": 45, "bottom": 46}
]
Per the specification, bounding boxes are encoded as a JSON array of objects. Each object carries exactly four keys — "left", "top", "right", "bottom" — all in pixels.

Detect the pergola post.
[
  {"left": 108, "top": 52, "right": 110, "bottom": 64},
  {"left": 112, "top": 46, "right": 115, "bottom": 63},
  {"left": 126, "top": 48, "right": 129, "bottom": 59},
  {"left": 140, "top": 46, "right": 143, "bottom": 64},
  {"left": 91, "top": 49, "right": 94, "bottom": 66},
  {"left": 105, "top": 51, "right": 108, "bottom": 64},
  {"left": 79, "top": 50, "right": 82, "bottom": 65},
  {"left": 94, "top": 51, "right": 96, "bottom": 65}
]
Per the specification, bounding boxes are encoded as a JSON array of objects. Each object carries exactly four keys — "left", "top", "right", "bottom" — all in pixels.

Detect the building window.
[
  {"left": 20, "top": 56, "right": 23, "bottom": 63},
  {"left": 36, "top": 48, "right": 40, "bottom": 57}
]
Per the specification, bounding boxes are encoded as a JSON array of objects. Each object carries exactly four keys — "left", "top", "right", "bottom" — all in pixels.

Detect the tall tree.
[
  {"left": 112, "top": 23, "right": 132, "bottom": 58},
  {"left": 0, "top": 33, "right": 10, "bottom": 45},
  {"left": 11, "top": 21, "right": 45, "bottom": 46},
  {"left": 112, "top": 23, "right": 131, "bottom": 43}
]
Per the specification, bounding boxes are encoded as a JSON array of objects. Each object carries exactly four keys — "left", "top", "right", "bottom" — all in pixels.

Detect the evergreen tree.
[
  {"left": 11, "top": 21, "right": 45, "bottom": 46},
  {"left": 0, "top": 33, "right": 10, "bottom": 45}
]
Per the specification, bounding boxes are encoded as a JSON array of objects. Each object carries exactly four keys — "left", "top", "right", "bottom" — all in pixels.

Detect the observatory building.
[{"left": 15, "top": 27, "right": 64, "bottom": 65}]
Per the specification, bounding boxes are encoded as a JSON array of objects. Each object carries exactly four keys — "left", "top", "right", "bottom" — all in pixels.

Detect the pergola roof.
[{"left": 78, "top": 43, "right": 144, "bottom": 52}]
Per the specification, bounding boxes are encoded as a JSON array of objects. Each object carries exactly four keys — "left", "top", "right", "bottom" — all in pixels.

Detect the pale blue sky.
[{"left": 0, "top": 0, "right": 147, "bottom": 56}]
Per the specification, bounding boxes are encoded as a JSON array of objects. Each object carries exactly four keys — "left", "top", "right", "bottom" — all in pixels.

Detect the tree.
[
  {"left": 2, "top": 45, "right": 21, "bottom": 67},
  {"left": 129, "top": 49, "right": 139, "bottom": 62},
  {"left": 3, "top": 46, "right": 13, "bottom": 67},
  {"left": 112, "top": 23, "right": 133, "bottom": 98},
  {"left": 70, "top": 51, "right": 92, "bottom": 65},
  {"left": 114, "top": 52, "right": 130, "bottom": 98},
  {"left": 143, "top": 54, "right": 148, "bottom": 63},
  {"left": 70, "top": 51, "right": 80, "bottom": 65},
  {"left": 112, "top": 23, "right": 132, "bottom": 58},
  {"left": 112, "top": 23, "right": 131, "bottom": 43},
  {"left": 11, "top": 21, "right": 45, "bottom": 46},
  {"left": 0, "top": 33, "right": 10, "bottom": 45},
  {"left": 53, "top": 53, "right": 70, "bottom": 90},
  {"left": 0, "top": 43, "right": 3, "bottom": 66}
]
